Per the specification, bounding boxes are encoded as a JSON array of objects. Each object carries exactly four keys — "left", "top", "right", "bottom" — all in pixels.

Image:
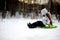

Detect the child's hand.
[{"left": 50, "top": 21, "right": 52, "bottom": 25}]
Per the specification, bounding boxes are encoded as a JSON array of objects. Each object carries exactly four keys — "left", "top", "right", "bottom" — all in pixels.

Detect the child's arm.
[{"left": 46, "top": 12, "right": 52, "bottom": 25}]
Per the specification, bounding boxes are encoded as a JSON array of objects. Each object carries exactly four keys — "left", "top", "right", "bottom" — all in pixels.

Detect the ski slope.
[{"left": 0, "top": 18, "right": 60, "bottom": 40}]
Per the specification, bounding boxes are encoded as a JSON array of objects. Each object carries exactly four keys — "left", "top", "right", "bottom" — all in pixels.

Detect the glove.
[{"left": 50, "top": 20, "right": 52, "bottom": 25}]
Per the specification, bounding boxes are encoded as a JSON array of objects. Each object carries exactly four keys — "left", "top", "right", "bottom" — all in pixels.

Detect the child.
[{"left": 27, "top": 7, "right": 52, "bottom": 28}]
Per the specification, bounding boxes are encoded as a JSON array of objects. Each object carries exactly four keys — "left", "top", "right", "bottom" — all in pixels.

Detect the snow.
[
  {"left": 0, "top": 11, "right": 60, "bottom": 40},
  {"left": 0, "top": 18, "right": 60, "bottom": 40}
]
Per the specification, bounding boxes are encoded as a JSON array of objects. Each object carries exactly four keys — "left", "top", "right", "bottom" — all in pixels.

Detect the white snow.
[
  {"left": 0, "top": 18, "right": 60, "bottom": 40},
  {"left": 0, "top": 11, "right": 60, "bottom": 40}
]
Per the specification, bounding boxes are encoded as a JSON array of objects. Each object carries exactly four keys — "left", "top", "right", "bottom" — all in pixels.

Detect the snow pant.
[{"left": 27, "top": 21, "right": 45, "bottom": 28}]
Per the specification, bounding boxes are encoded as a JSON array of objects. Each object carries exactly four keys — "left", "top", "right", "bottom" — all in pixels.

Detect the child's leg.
[
  {"left": 37, "top": 21, "right": 46, "bottom": 27},
  {"left": 27, "top": 22, "right": 37, "bottom": 28},
  {"left": 31, "top": 21, "right": 45, "bottom": 27},
  {"left": 27, "top": 21, "right": 46, "bottom": 28}
]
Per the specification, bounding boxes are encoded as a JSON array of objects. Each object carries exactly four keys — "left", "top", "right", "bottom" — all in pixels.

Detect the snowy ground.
[
  {"left": 0, "top": 17, "right": 60, "bottom": 40},
  {"left": 0, "top": 11, "right": 60, "bottom": 40}
]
